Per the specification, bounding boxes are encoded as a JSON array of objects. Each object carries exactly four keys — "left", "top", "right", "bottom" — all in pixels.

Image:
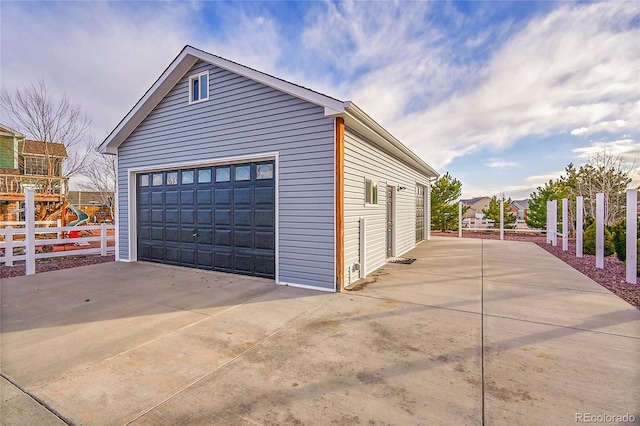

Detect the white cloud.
[
  {"left": 572, "top": 138, "right": 640, "bottom": 162},
  {"left": 485, "top": 160, "right": 520, "bottom": 168},
  {"left": 389, "top": 2, "right": 640, "bottom": 169},
  {"left": 570, "top": 119, "right": 628, "bottom": 136}
]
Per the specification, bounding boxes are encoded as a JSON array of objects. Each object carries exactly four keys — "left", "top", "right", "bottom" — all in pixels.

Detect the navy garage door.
[{"left": 137, "top": 161, "right": 275, "bottom": 278}]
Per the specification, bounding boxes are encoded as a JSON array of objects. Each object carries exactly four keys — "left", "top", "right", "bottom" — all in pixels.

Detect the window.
[
  {"left": 198, "top": 169, "right": 211, "bottom": 183},
  {"left": 166, "top": 172, "right": 178, "bottom": 185},
  {"left": 235, "top": 165, "right": 250, "bottom": 181},
  {"left": 23, "top": 156, "right": 48, "bottom": 175},
  {"left": 139, "top": 174, "right": 149, "bottom": 187},
  {"left": 365, "top": 179, "right": 378, "bottom": 205},
  {"left": 181, "top": 170, "right": 194, "bottom": 184},
  {"left": 256, "top": 164, "right": 273, "bottom": 179},
  {"left": 216, "top": 167, "right": 230, "bottom": 182},
  {"left": 189, "top": 71, "right": 209, "bottom": 104},
  {"left": 152, "top": 173, "right": 163, "bottom": 186}
]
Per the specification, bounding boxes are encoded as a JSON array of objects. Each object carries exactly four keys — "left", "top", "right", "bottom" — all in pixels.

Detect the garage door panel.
[
  {"left": 255, "top": 231, "right": 275, "bottom": 250},
  {"left": 255, "top": 255, "right": 275, "bottom": 276},
  {"left": 166, "top": 191, "right": 179, "bottom": 205},
  {"left": 151, "top": 191, "right": 164, "bottom": 205},
  {"left": 234, "top": 209, "right": 252, "bottom": 226},
  {"left": 151, "top": 226, "right": 164, "bottom": 241},
  {"left": 255, "top": 210, "right": 274, "bottom": 227},
  {"left": 214, "top": 251, "right": 232, "bottom": 270},
  {"left": 255, "top": 187, "right": 273, "bottom": 205},
  {"left": 215, "top": 209, "right": 231, "bottom": 225},
  {"left": 137, "top": 160, "right": 275, "bottom": 279},
  {"left": 215, "top": 188, "right": 231, "bottom": 204},
  {"left": 180, "top": 247, "right": 196, "bottom": 265},
  {"left": 180, "top": 228, "right": 195, "bottom": 243},
  {"left": 197, "top": 189, "right": 212, "bottom": 205},
  {"left": 151, "top": 209, "right": 164, "bottom": 223},
  {"left": 197, "top": 209, "right": 211, "bottom": 225},
  {"left": 215, "top": 229, "right": 231, "bottom": 247},
  {"left": 197, "top": 250, "right": 213, "bottom": 268},
  {"left": 138, "top": 208, "right": 150, "bottom": 223},
  {"left": 180, "top": 190, "right": 195, "bottom": 205},
  {"left": 165, "top": 246, "right": 180, "bottom": 263},
  {"left": 138, "top": 243, "right": 151, "bottom": 260},
  {"left": 234, "top": 253, "right": 253, "bottom": 273},
  {"left": 138, "top": 192, "right": 150, "bottom": 206},
  {"left": 197, "top": 229, "right": 213, "bottom": 244},
  {"left": 139, "top": 226, "right": 151, "bottom": 240},
  {"left": 151, "top": 245, "right": 164, "bottom": 261},
  {"left": 234, "top": 187, "right": 251, "bottom": 204},
  {"left": 165, "top": 209, "right": 179, "bottom": 224},
  {"left": 166, "top": 227, "right": 179, "bottom": 241},
  {"left": 180, "top": 208, "right": 195, "bottom": 224},
  {"left": 234, "top": 230, "right": 252, "bottom": 248}
]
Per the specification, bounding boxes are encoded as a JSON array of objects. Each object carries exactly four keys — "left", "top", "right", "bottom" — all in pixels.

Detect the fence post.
[
  {"left": 5, "top": 226, "right": 14, "bottom": 266},
  {"left": 101, "top": 223, "right": 108, "bottom": 256},
  {"left": 25, "top": 188, "right": 36, "bottom": 275},
  {"left": 596, "top": 192, "right": 604, "bottom": 269},
  {"left": 546, "top": 201, "right": 551, "bottom": 244},
  {"left": 551, "top": 200, "right": 558, "bottom": 247},
  {"left": 500, "top": 198, "right": 504, "bottom": 240},
  {"left": 562, "top": 198, "right": 568, "bottom": 251},
  {"left": 576, "top": 196, "right": 583, "bottom": 258},
  {"left": 57, "top": 218, "right": 62, "bottom": 240},
  {"left": 426, "top": 186, "right": 431, "bottom": 241},
  {"left": 626, "top": 189, "right": 637, "bottom": 284},
  {"left": 458, "top": 201, "right": 462, "bottom": 238}
]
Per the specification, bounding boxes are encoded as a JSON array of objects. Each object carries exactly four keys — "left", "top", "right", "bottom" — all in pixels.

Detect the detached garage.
[{"left": 99, "top": 45, "right": 438, "bottom": 292}]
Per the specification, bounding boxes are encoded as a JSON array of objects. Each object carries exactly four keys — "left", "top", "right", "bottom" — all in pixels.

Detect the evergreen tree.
[
  {"left": 482, "top": 196, "right": 516, "bottom": 228},
  {"left": 431, "top": 172, "right": 467, "bottom": 231},
  {"left": 525, "top": 179, "right": 567, "bottom": 229}
]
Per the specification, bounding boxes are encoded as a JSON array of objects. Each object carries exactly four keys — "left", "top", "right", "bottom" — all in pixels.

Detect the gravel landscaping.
[
  {"left": 0, "top": 255, "right": 115, "bottom": 279},
  {"left": 433, "top": 231, "right": 640, "bottom": 309}
]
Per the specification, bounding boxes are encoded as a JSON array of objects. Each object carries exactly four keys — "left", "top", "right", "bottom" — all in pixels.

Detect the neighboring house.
[
  {"left": 0, "top": 124, "right": 68, "bottom": 221},
  {"left": 511, "top": 199, "right": 530, "bottom": 221},
  {"left": 461, "top": 196, "right": 491, "bottom": 219},
  {"left": 99, "top": 45, "right": 438, "bottom": 292}
]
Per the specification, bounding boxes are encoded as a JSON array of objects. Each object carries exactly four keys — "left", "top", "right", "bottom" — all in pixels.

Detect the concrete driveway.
[{"left": 1, "top": 237, "right": 639, "bottom": 425}]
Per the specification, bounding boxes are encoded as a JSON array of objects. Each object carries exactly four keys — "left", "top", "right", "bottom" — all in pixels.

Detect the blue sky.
[{"left": 1, "top": 1, "right": 638, "bottom": 199}]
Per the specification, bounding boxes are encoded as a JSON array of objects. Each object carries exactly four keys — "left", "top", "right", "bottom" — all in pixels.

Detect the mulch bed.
[
  {"left": 433, "top": 231, "right": 640, "bottom": 309},
  {"left": 0, "top": 255, "right": 115, "bottom": 279}
]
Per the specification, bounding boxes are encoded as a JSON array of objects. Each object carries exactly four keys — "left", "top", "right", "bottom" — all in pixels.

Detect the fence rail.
[{"left": 0, "top": 223, "right": 115, "bottom": 267}]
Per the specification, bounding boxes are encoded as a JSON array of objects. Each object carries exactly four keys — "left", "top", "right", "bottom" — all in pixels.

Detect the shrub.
[
  {"left": 583, "top": 222, "right": 615, "bottom": 256},
  {"left": 612, "top": 218, "right": 627, "bottom": 262}
]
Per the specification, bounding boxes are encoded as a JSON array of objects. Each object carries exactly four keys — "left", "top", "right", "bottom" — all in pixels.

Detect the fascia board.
[
  {"left": 343, "top": 103, "right": 439, "bottom": 178},
  {"left": 187, "top": 46, "right": 346, "bottom": 114}
]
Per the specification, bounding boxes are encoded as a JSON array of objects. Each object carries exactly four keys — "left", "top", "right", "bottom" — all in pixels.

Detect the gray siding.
[
  {"left": 344, "top": 128, "right": 430, "bottom": 286},
  {"left": 117, "top": 61, "right": 335, "bottom": 290}
]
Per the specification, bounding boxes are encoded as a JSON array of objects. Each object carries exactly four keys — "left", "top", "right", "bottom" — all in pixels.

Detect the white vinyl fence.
[
  {"left": 546, "top": 190, "right": 637, "bottom": 284},
  {"left": 1, "top": 189, "right": 115, "bottom": 275}
]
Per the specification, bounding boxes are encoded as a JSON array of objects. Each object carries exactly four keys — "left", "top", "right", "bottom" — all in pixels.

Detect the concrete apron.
[{"left": 1, "top": 238, "right": 638, "bottom": 425}]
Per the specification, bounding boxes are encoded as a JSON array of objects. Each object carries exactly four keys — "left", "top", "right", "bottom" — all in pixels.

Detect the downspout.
[{"left": 335, "top": 117, "right": 345, "bottom": 292}]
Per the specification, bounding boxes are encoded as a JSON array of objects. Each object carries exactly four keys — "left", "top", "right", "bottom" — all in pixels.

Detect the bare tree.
[
  {"left": 78, "top": 140, "right": 116, "bottom": 218},
  {"left": 1, "top": 79, "right": 92, "bottom": 178},
  {"left": 567, "top": 150, "right": 635, "bottom": 226}
]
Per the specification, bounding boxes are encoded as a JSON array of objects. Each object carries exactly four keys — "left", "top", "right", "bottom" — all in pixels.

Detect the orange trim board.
[{"left": 336, "top": 117, "right": 345, "bottom": 292}]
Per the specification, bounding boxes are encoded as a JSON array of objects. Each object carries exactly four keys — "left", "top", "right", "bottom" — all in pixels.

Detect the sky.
[{"left": 1, "top": 0, "right": 639, "bottom": 199}]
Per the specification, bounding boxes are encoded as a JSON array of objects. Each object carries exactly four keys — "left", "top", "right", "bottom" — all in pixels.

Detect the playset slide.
[{"left": 67, "top": 204, "right": 90, "bottom": 226}]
